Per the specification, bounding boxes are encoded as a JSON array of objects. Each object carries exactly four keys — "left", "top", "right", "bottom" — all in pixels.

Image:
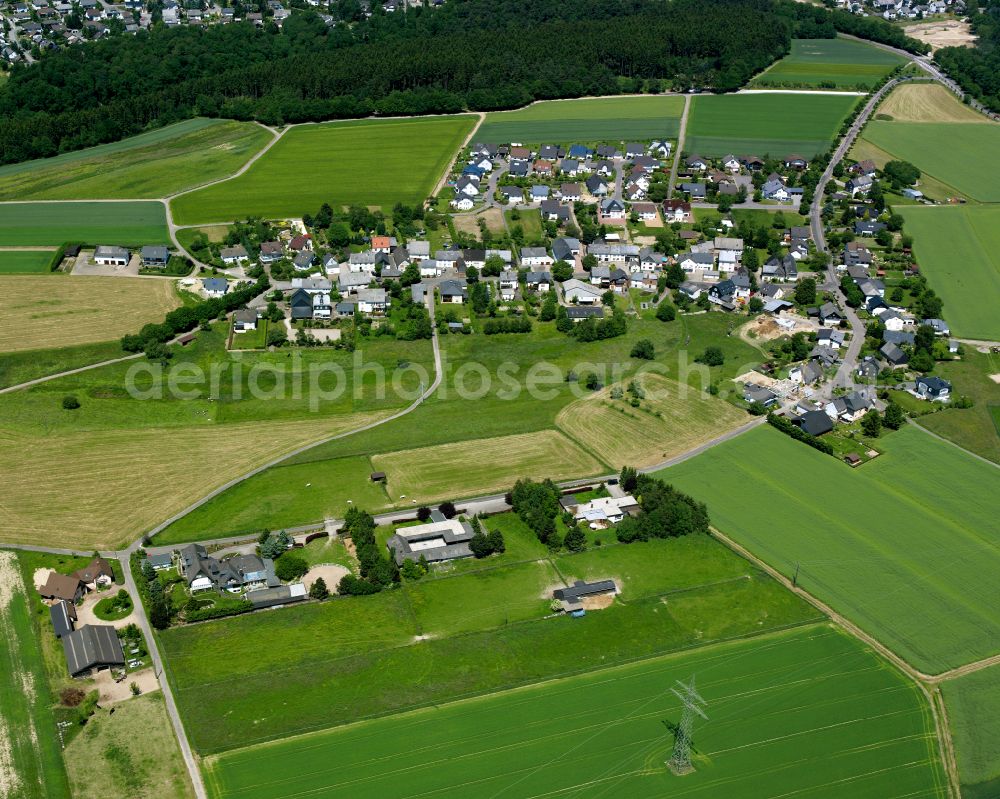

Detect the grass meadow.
[
  {"left": 160, "top": 529, "right": 818, "bottom": 754},
  {"left": 0, "top": 119, "right": 272, "bottom": 201},
  {"left": 660, "top": 425, "right": 1000, "bottom": 674},
  {"left": 0, "top": 201, "right": 169, "bottom": 246},
  {"left": 943, "top": 664, "right": 1000, "bottom": 799},
  {"left": 863, "top": 120, "right": 1000, "bottom": 202},
  {"left": 0, "top": 250, "right": 55, "bottom": 273},
  {"left": 0, "top": 550, "right": 72, "bottom": 799},
  {"left": 171, "top": 116, "right": 476, "bottom": 224},
  {"left": 0, "top": 275, "right": 179, "bottom": 353},
  {"left": 685, "top": 93, "right": 858, "bottom": 157},
  {"left": 898, "top": 206, "right": 1000, "bottom": 340},
  {"left": 0, "top": 341, "right": 126, "bottom": 390},
  {"left": 202, "top": 624, "right": 946, "bottom": 799},
  {"left": 752, "top": 37, "right": 905, "bottom": 88},
  {"left": 475, "top": 95, "right": 685, "bottom": 143}
]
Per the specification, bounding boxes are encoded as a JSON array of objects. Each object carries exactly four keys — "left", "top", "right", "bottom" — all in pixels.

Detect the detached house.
[{"left": 915, "top": 376, "right": 951, "bottom": 402}]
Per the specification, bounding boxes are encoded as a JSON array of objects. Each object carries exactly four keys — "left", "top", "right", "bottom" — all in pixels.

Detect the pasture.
[
  {"left": 0, "top": 119, "right": 272, "bottom": 201},
  {"left": 899, "top": 206, "right": 1000, "bottom": 340},
  {"left": 0, "top": 275, "right": 179, "bottom": 353},
  {"left": 0, "top": 341, "right": 125, "bottom": 390},
  {"left": 63, "top": 693, "right": 194, "bottom": 799},
  {"left": 862, "top": 120, "right": 1000, "bottom": 201},
  {"left": 0, "top": 550, "right": 71, "bottom": 799},
  {"left": 753, "top": 37, "right": 905, "bottom": 88},
  {"left": 371, "top": 429, "right": 606, "bottom": 502},
  {"left": 171, "top": 116, "right": 476, "bottom": 224},
  {"left": 943, "top": 664, "right": 1000, "bottom": 799},
  {"left": 660, "top": 425, "right": 1000, "bottom": 674},
  {"left": 685, "top": 93, "right": 858, "bottom": 157},
  {"left": 202, "top": 624, "right": 947, "bottom": 799},
  {"left": 161, "top": 532, "right": 817, "bottom": 753},
  {"left": 0, "top": 250, "right": 55, "bottom": 273},
  {"left": 0, "top": 201, "right": 169, "bottom": 246},
  {"left": 877, "top": 82, "right": 985, "bottom": 123},
  {"left": 556, "top": 373, "right": 747, "bottom": 469},
  {"left": 475, "top": 95, "right": 685, "bottom": 143}
]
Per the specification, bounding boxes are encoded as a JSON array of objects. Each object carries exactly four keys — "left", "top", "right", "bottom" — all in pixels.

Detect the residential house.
[
  {"left": 558, "top": 183, "right": 582, "bottom": 202},
  {"left": 678, "top": 281, "right": 703, "bottom": 300},
  {"left": 855, "top": 220, "right": 886, "bottom": 237},
  {"left": 259, "top": 241, "right": 284, "bottom": 263},
  {"left": 201, "top": 278, "right": 229, "bottom": 298},
  {"left": 454, "top": 175, "right": 480, "bottom": 197},
  {"left": 142, "top": 553, "right": 173, "bottom": 572},
  {"left": 498, "top": 269, "right": 519, "bottom": 301},
  {"left": 722, "top": 154, "right": 741, "bottom": 172},
  {"left": 743, "top": 383, "right": 778, "bottom": 407},
  {"left": 565, "top": 306, "right": 605, "bottom": 321},
  {"left": 293, "top": 251, "right": 315, "bottom": 272},
  {"left": 357, "top": 288, "right": 389, "bottom": 314},
  {"left": 686, "top": 155, "right": 708, "bottom": 171},
  {"left": 508, "top": 159, "right": 530, "bottom": 178},
  {"left": 818, "top": 302, "right": 844, "bottom": 326},
  {"left": 570, "top": 495, "right": 639, "bottom": 525},
  {"left": 824, "top": 390, "right": 872, "bottom": 422},
  {"left": 73, "top": 558, "right": 114, "bottom": 589},
  {"left": 632, "top": 202, "right": 659, "bottom": 223},
  {"left": 530, "top": 185, "right": 550, "bottom": 203},
  {"left": 438, "top": 280, "right": 467, "bottom": 304},
  {"left": 915, "top": 376, "right": 951, "bottom": 401},
  {"left": 93, "top": 245, "right": 129, "bottom": 266},
  {"left": 552, "top": 237, "right": 581, "bottom": 265},
  {"left": 848, "top": 175, "right": 873, "bottom": 197},
  {"left": 140, "top": 245, "right": 169, "bottom": 268},
  {"left": 662, "top": 200, "right": 692, "bottom": 223},
  {"left": 588, "top": 242, "right": 639, "bottom": 264},
  {"left": 559, "top": 158, "right": 580, "bottom": 177},
  {"left": 850, "top": 159, "right": 877, "bottom": 178},
  {"left": 816, "top": 328, "right": 846, "bottom": 349},
  {"left": 562, "top": 279, "right": 603, "bottom": 304},
  {"left": 233, "top": 308, "right": 259, "bottom": 332},
  {"left": 525, "top": 271, "right": 552, "bottom": 293},
  {"left": 789, "top": 360, "right": 824, "bottom": 385},
  {"left": 784, "top": 154, "right": 808, "bottom": 170},
  {"left": 880, "top": 342, "right": 909, "bottom": 367},
  {"left": 289, "top": 288, "right": 314, "bottom": 320},
  {"left": 679, "top": 252, "right": 714, "bottom": 273},
  {"left": 39, "top": 572, "right": 85, "bottom": 603},
  {"left": 762, "top": 179, "right": 789, "bottom": 201},
  {"left": 709, "top": 279, "right": 737, "bottom": 308},
  {"left": 599, "top": 198, "right": 626, "bottom": 222},
  {"left": 795, "top": 409, "right": 833, "bottom": 436},
  {"left": 499, "top": 185, "right": 524, "bottom": 204},
  {"left": 521, "top": 247, "right": 554, "bottom": 268},
  {"left": 220, "top": 245, "right": 249, "bottom": 265},
  {"left": 540, "top": 200, "right": 571, "bottom": 224},
  {"left": 585, "top": 175, "right": 609, "bottom": 197},
  {"left": 680, "top": 182, "right": 706, "bottom": 200}
]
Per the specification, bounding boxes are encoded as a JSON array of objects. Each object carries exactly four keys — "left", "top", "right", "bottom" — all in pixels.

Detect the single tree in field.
[
  {"left": 563, "top": 525, "right": 587, "bottom": 552},
  {"left": 309, "top": 577, "right": 329, "bottom": 600},
  {"left": 883, "top": 402, "right": 905, "bottom": 430}
]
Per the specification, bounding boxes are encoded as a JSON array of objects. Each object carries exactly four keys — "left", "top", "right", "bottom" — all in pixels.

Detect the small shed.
[
  {"left": 370, "top": 471, "right": 386, "bottom": 483},
  {"left": 844, "top": 453, "right": 862, "bottom": 467}
]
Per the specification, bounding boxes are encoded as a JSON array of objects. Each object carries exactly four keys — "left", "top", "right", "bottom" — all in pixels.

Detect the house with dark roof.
[
  {"left": 50, "top": 600, "right": 77, "bottom": 639},
  {"left": 795, "top": 410, "right": 833, "bottom": 437},
  {"left": 39, "top": 572, "right": 85, "bottom": 603},
  {"left": 880, "top": 342, "right": 909, "bottom": 367},
  {"left": 553, "top": 580, "right": 618, "bottom": 612},
  {"left": 140, "top": 245, "right": 169, "bottom": 268},
  {"left": 63, "top": 624, "right": 124, "bottom": 677},
  {"left": 73, "top": 558, "right": 114, "bottom": 589},
  {"left": 824, "top": 390, "right": 873, "bottom": 422},
  {"left": 566, "top": 306, "right": 605, "bottom": 321},
  {"left": 743, "top": 383, "right": 778, "bottom": 407},
  {"left": 915, "top": 376, "right": 951, "bottom": 402},
  {"left": 386, "top": 518, "right": 476, "bottom": 566}
]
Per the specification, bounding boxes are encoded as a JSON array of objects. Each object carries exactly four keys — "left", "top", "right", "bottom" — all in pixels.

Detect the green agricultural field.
[
  {"left": 753, "top": 37, "right": 905, "bottom": 88},
  {"left": 202, "top": 624, "right": 947, "bottom": 799},
  {"left": 898, "top": 206, "right": 1000, "bottom": 340},
  {"left": 943, "top": 664, "right": 1000, "bottom": 799},
  {"left": 476, "top": 95, "right": 685, "bottom": 143},
  {"left": 685, "top": 93, "right": 858, "bottom": 157},
  {"left": 863, "top": 120, "right": 1000, "bottom": 202},
  {"left": 0, "top": 201, "right": 168, "bottom": 246},
  {"left": 161, "top": 533, "right": 817, "bottom": 754},
  {"left": 0, "top": 250, "right": 55, "bottom": 273},
  {"left": 0, "top": 341, "right": 126, "bottom": 390},
  {"left": 0, "top": 550, "right": 72, "bottom": 799},
  {"left": 661, "top": 425, "right": 1000, "bottom": 674},
  {"left": 171, "top": 116, "right": 476, "bottom": 224},
  {"left": 0, "top": 119, "right": 272, "bottom": 200}
]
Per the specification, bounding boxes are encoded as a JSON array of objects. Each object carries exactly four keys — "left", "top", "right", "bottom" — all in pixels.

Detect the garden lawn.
[
  {"left": 476, "top": 95, "right": 685, "bottom": 143},
  {"left": 0, "top": 250, "right": 55, "bottom": 273},
  {"left": 155, "top": 455, "right": 391, "bottom": 543},
  {"left": 0, "top": 201, "right": 168, "bottom": 246},
  {"left": 0, "top": 550, "right": 72, "bottom": 799},
  {"left": 862, "top": 120, "right": 1000, "bottom": 202},
  {"left": 0, "top": 275, "right": 179, "bottom": 352},
  {"left": 371, "top": 429, "right": 606, "bottom": 503},
  {"left": 685, "top": 93, "right": 858, "bottom": 157},
  {"left": 171, "top": 116, "right": 476, "bottom": 224},
  {"left": 162, "top": 534, "right": 817, "bottom": 754},
  {"left": 202, "top": 624, "right": 947, "bottom": 799},
  {"left": 752, "top": 37, "right": 905, "bottom": 88},
  {"left": 659, "top": 424, "right": 1000, "bottom": 674},
  {"left": 0, "top": 119, "right": 271, "bottom": 200},
  {"left": 943, "top": 663, "right": 1000, "bottom": 799},
  {"left": 897, "top": 206, "right": 1000, "bottom": 340}
]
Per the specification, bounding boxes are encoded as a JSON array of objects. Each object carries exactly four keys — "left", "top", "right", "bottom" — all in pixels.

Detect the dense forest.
[
  {"left": 934, "top": 0, "right": 1000, "bottom": 112},
  {"left": 0, "top": 0, "right": 924, "bottom": 164}
]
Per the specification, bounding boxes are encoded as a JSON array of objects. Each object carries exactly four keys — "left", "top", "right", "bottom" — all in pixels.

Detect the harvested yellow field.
[
  {"left": 877, "top": 82, "right": 985, "bottom": 124},
  {"left": 372, "top": 430, "right": 606, "bottom": 503},
  {"left": 0, "top": 276, "right": 180, "bottom": 352},
  {"left": 0, "top": 410, "right": 389, "bottom": 549},
  {"left": 556, "top": 373, "right": 747, "bottom": 469}
]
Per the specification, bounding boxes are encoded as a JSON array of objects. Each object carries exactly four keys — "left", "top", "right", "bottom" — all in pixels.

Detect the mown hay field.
[
  {"left": 202, "top": 625, "right": 947, "bottom": 799},
  {"left": 0, "top": 275, "right": 180, "bottom": 352},
  {"left": 555, "top": 373, "right": 747, "bottom": 469},
  {"left": 0, "top": 119, "right": 272, "bottom": 201},
  {"left": 0, "top": 411, "right": 390, "bottom": 549},
  {"left": 0, "top": 201, "right": 169, "bottom": 246},
  {"left": 476, "top": 95, "right": 685, "bottom": 143},
  {"left": 171, "top": 116, "right": 476, "bottom": 224},
  {"left": 753, "top": 37, "right": 905, "bottom": 88},
  {"left": 877, "top": 82, "right": 985, "bottom": 123},
  {"left": 661, "top": 425, "right": 1000, "bottom": 674},
  {"left": 685, "top": 92, "right": 858, "bottom": 157},
  {"left": 371, "top": 429, "right": 606, "bottom": 502}
]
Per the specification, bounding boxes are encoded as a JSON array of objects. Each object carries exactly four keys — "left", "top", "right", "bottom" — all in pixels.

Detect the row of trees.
[
  {"left": 338, "top": 507, "right": 399, "bottom": 595},
  {"left": 614, "top": 470, "right": 710, "bottom": 543}
]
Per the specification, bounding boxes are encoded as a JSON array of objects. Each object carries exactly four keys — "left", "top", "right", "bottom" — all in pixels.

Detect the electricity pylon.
[{"left": 667, "top": 676, "right": 708, "bottom": 776}]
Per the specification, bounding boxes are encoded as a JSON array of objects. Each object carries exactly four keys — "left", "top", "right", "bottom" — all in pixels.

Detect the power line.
[{"left": 667, "top": 676, "right": 708, "bottom": 776}]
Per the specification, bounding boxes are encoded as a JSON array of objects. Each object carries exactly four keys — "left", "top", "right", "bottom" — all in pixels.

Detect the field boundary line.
[
  {"left": 907, "top": 417, "right": 1000, "bottom": 470},
  {"left": 430, "top": 112, "right": 484, "bottom": 200}
]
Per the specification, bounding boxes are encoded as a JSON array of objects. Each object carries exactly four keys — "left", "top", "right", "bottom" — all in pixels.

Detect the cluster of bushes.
[
  {"left": 121, "top": 275, "right": 269, "bottom": 357},
  {"left": 509, "top": 478, "right": 563, "bottom": 549},
  {"left": 615, "top": 470, "right": 710, "bottom": 543},
  {"left": 483, "top": 317, "right": 532, "bottom": 335},
  {"left": 184, "top": 599, "right": 252, "bottom": 623},
  {"left": 767, "top": 412, "right": 834, "bottom": 456},
  {"left": 135, "top": 551, "right": 172, "bottom": 629},
  {"left": 338, "top": 508, "right": 398, "bottom": 595},
  {"left": 469, "top": 516, "right": 506, "bottom": 558},
  {"left": 556, "top": 306, "right": 627, "bottom": 341}
]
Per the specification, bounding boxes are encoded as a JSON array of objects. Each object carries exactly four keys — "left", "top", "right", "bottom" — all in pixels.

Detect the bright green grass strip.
[
  {"left": 0, "top": 119, "right": 272, "bottom": 200},
  {"left": 864, "top": 121, "right": 1000, "bottom": 202},
  {"left": 202, "top": 624, "right": 947, "bottom": 799},
  {"left": 0, "top": 201, "right": 168, "bottom": 246},
  {"left": 0, "top": 250, "right": 55, "bottom": 273},
  {"left": 171, "top": 116, "right": 476, "bottom": 224},
  {"left": 660, "top": 425, "right": 1000, "bottom": 674},
  {"left": 943, "top": 663, "right": 1000, "bottom": 799},
  {"left": 685, "top": 93, "right": 858, "bottom": 157},
  {"left": 477, "top": 95, "right": 684, "bottom": 143},
  {"left": 899, "top": 206, "right": 1000, "bottom": 340},
  {"left": 0, "top": 340, "right": 126, "bottom": 390}
]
